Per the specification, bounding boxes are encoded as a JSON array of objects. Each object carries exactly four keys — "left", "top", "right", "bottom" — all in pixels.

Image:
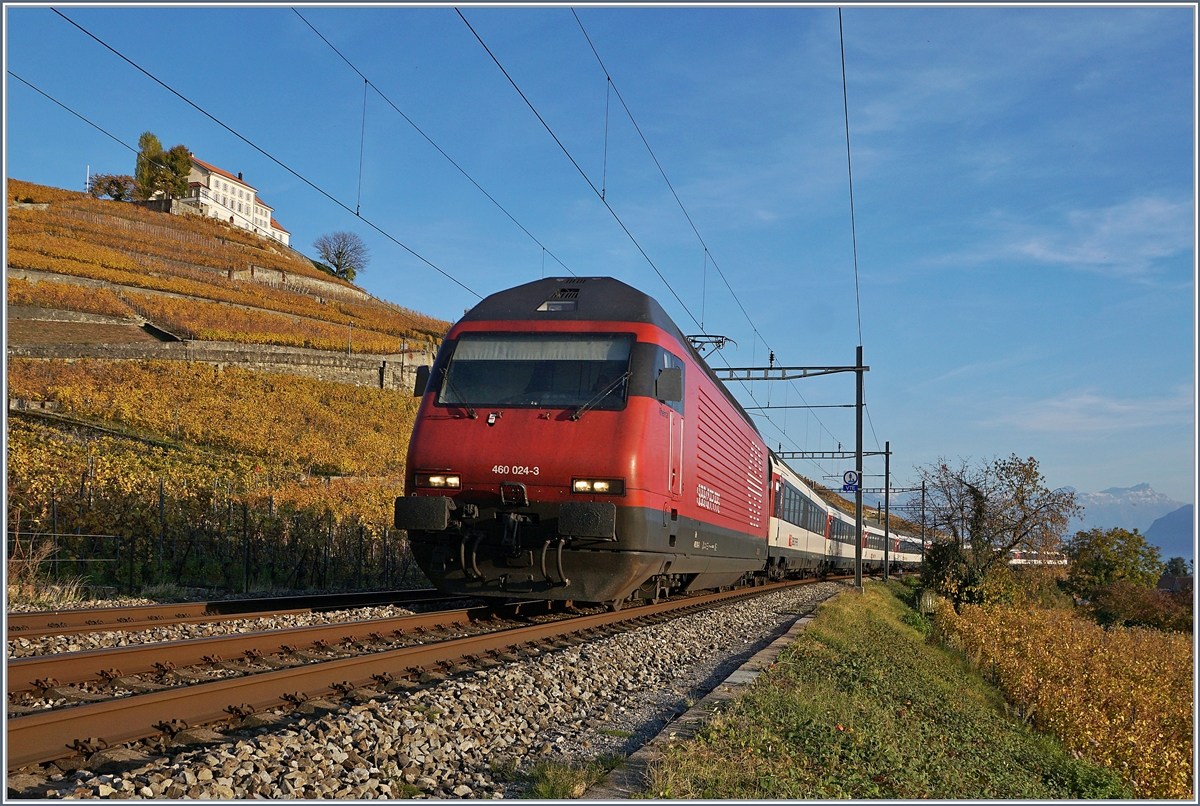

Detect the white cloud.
[
  {"left": 1009, "top": 196, "right": 1193, "bottom": 278},
  {"left": 985, "top": 386, "right": 1194, "bottom": 433},
  {"left": 930, "top": 196, "right": 1194, "bottom": 282}
]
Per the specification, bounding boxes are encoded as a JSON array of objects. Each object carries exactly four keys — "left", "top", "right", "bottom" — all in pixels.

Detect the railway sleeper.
[{"left": 9, "top": 580, "right": 804, "bottom": 775}]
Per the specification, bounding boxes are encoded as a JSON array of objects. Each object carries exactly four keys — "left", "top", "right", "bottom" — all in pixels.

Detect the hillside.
[
  {"left": 6, "top": 179, "right": 447, "bottom": 595},
  {"left": 7, "top": 179, "right": 449, "bottom": 352},
  {"left": 1145, "top": 504, "right": 1195, "bottom": 563},
  {"left": 799, "top": 473, "right": 924, "bottom": 537}
]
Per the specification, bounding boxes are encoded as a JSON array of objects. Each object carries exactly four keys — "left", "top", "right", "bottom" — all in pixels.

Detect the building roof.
[
  {"left": 191, "top": 157, "right": 256, "bottom": 191},
  {"left": 253, "top": 197, "right": 273, "bottom": 211},
  {"left": 270, "top": 217, "right": 289, "bottom": 234},
  {"left": 1157, "top": 574, "right": 1193, "bottom": 593}
]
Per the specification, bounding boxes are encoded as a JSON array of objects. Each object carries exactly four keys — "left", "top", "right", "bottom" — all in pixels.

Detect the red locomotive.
[{"left": 394, "top": 277, "right": 918, "bottom": 609}]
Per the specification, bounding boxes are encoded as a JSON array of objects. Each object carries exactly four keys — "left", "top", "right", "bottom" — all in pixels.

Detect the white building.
[{"left": 185, "top": 156, "right": 290, "bottom": 247}]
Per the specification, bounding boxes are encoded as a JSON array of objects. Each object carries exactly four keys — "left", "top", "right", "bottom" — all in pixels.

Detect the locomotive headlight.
[
  {"left": 571, "top": 478, "right": 625, "bottom": 496},
  {"left": 416, "top": 473, "right": 461, "bottom": 489}
]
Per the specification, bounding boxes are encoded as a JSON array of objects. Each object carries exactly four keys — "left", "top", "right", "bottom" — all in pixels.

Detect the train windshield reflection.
[{"left": 438, "top": 333, "right": 635, "bottom": 409}]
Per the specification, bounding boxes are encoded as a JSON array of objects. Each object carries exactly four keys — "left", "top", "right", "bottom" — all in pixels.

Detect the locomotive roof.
[
  {"left": 461, "top": 277, "right": 683, "bottom": 334},
  {"left": 461, "top": 277, "right": 761, "bottom": 438}
]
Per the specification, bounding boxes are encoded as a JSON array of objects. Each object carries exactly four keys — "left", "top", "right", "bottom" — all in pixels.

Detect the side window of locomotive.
[
  {"left": 628, "top": 343, "right": 683, "bottom": 414},
  {"left": 661, "top": 351, "right": 685, "bottom": 415},
  {"left": 425, "top": 338, "right": 456, "bottom": 399}
]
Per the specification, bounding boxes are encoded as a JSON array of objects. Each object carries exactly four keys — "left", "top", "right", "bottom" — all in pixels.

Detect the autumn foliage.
[
  {"left": 6, "top": 179, "right": 451, "bottom": 348},
  {"left": 121, "top": 292, "right": 407, "bottom": 354},
  {"left": 7, "top": 417, "right": 414, "bottom": 593},
  {"left": 936, "top": 602, "right": 1193, "bottom": 799},
  {"left": 7, "top": 358, "right": 418, "bottom": 476},
  {"left": 7, "top": 277, "right": 133, "bottom": 319},
  {"left": 1085, "top": 581, "right": 1193, "bottom": 632}
]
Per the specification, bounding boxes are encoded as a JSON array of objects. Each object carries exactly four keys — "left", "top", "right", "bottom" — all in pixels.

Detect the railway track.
[
  {"left": 7, "top": 605, "right": 489, "bottom": 698},
  {"left": 7, "top": 588, "right": 468, "bottom": 640},
  {"left": 7, "top": 578, "right": 825, "bottom": 771}
]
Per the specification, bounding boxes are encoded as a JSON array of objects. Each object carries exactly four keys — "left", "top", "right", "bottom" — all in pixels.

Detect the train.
[{"left": 394, "top": 277, "right": 923, "bottom": 609}]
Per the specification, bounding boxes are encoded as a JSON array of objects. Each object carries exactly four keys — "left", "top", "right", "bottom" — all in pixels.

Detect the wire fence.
[{"left": 6, "top": 483, "right": 426, "bottom": 595}]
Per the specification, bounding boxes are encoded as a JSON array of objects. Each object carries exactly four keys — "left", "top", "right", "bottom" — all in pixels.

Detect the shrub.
[
  {"left": 1086, "top": 580, "right": 1192, "bottom": 632},
  {"left": 936, "top": 602, "right": 1192, "bottom": 798}
]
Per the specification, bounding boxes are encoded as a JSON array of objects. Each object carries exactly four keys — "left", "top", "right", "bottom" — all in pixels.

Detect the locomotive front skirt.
[{"left": 394, "top": 277, "right": 920, "bottom": 608}]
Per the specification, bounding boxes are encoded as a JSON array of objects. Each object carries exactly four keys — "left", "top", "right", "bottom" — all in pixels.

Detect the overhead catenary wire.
[
  {"left": 457, "top": 9, "right": 842, "bottom": 478},
  {"left": 356, "top": 77, "right": 367, "bottom": 216},
  {"left": 838, "top": 8, "right": 864, "bottom": 346},
  {"left": 8, "top": 71, "right": 180, "bottom": 180},
  {"left": 570, "top": 8, "right": 849, "bottom": 473},
  {"left": 9, "top": 72, "right": 233, "bottom": 203},
  {"left": 291, "top": 8, "right": 576, "bottom": 278},
  {"left": 457, "top": 7, "right": 696, "bottom": 322},
  {"left": 50, "top": 7, "right": 482, "bottom": 300},
  {"left": 602, "top": 77, "right": 611, "bottom": 201}
]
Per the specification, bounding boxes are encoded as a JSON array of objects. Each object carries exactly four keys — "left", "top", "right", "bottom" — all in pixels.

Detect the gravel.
[
  {"left": 7, "top": 605, "right": 418, "bottom": 659},
  {"left": 7, "top": 597, "right": 159, "bottom": 614},
  {"left": 17, "top": 582, "right": 844, "bottom": 799}
]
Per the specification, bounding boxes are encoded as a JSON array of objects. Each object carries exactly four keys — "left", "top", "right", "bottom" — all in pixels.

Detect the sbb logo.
[{"left": 696, "top": 484, "right": 721, "bottom": 513}]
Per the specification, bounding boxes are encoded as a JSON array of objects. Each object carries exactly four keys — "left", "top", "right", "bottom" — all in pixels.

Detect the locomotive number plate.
[{"left": 492, "top": 465, "right": 540, "bottom": 476}]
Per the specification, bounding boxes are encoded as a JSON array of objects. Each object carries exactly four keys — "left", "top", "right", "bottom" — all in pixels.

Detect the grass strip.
[
  {"left": 487, "top": 755, "right": 624, "bottom": 799},
  {"left": 645, "top": 581, "right": 1128, "bottom": 799}
]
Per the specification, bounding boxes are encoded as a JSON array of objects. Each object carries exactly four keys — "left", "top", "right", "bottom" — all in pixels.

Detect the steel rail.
[
  {"left": 6, "top": 606, "right": 491, "bottom": 696},
  {"left": 6, "top": 588, "right": 457, "bottom": 638},
  {"left": 7, "top": 607, "right": 314, "bottom": 641},
  {"left": 7, "top": 579, "right": 817, "bottom": 769}
]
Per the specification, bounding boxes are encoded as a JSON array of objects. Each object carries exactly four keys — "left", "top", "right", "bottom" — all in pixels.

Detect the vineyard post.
[
  {"left": 127, "top": 533, "right": 136, "bottom": 594},
  {"left": 325, "top": 511, "right": 332, "bottom": 590},
  {"left": 51, "top": 488, "right": 58, "bottom": 580},
  {"left": 357, "top": 526, "right": 363, "bottom": 589},
  {"left": 158, "top": 478, "right": 166, "bottom": 582},
  {"left": 383, "top": 528, "right": 389, "bottom": 589},
  {"left": 242, "top": 501, "right": 249, "bottom": 594}
]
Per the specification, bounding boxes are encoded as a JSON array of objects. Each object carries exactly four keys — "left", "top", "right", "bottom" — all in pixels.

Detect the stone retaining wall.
[
  {"left": 7, "top": 306, "right": 136, "bottom": 326},
  {"left": 7, "top": 340, "right": 433, "bottom": 392}
]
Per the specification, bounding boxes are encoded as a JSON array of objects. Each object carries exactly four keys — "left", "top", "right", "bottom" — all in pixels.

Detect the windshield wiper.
[
  {"left": 440, "top": 368, "right": 478, "bottom": 419},
  {"left": 570, "top": 371, "right": 632, "bottom": 421}
]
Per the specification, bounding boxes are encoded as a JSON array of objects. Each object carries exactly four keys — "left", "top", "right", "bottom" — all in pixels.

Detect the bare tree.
[
  {"left": 313, "top": 231, "right": 370, "bottom": 282},
  {"left": 916, "top": 454, "right": 1080, "bottom": 605}
]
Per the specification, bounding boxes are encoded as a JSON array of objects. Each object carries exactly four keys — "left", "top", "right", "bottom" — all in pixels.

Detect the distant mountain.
[
  {"left": 1144, "top": 505, "right": 1195, "bottom": 563},
  {"left": 1068, "top": 484, "right": 1186, "bottom": 534}
]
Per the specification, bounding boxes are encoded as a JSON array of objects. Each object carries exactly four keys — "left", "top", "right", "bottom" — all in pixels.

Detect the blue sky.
[{"left": 5, "top": 5, "right": 1196, "bottom": 506}]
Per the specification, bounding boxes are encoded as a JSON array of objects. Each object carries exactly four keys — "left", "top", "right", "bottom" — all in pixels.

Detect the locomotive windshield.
[{"left": 437, "top": 333, "right": 635, "bottom": 409}]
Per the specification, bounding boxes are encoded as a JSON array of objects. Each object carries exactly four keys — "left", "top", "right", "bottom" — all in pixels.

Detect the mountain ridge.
[
  {"left": 1144, "top": 504, "right": 1195, "bottom": 563},
  {"left": 1068, "top": 483, "right": 1185, "bottom": 534}
]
